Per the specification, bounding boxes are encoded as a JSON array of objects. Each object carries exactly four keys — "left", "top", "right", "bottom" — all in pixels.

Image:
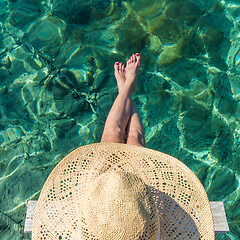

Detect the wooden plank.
[
  {"left": 24, "top": 201, "right": 229, "bottom": 234},
  {"left": 24, "top": 200, "right": 38, "bottom": 233},
  {"left": 210, "top": 201, "right": 229, "bottom": 234}
]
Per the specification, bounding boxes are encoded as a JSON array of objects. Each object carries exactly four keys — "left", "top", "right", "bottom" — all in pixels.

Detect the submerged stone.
[
  {"left": 228, "top": 74, "right": 240, "bottom": 101},
  {"left": 207, "top": 167, "right": 238, "bottom": 200},
  {"left": 0, "top": 127, "right": 24, "bottom": 146},
  {"left": 8, "top": 2, "right": 40, "bottom": 28},
  {"left": 149, "top": 17, "right": 183, "bottom": 45},
  {"left": 157, "top": 41, "right": 183, "bottom": 67},
  {"left": 51, "top": 0, "right": 95, "bottom": 25},
  {"left": 53, "top": 71, "right": 80, "bottom": 99},
  {"left": 93, "top": 1, "right": 115, "bottom": 19},
  {"left": 26, "top": 16, "right": 66, "bottom": 57},
  {"left": 114, "top": 16, "right": 149, "bottom": 54},
  {"left": 64, "top": 46, "right": 93, "bottom": 69},
  {"left": 53, "top": 119, "right": 76, "bottom": 138},
  {"left": 165, "top": 1, "right": 204, "bottom": 26},
  {"left": 101, "top": 28, "right": 119, "bottom": 46},
  {"left": 55, "top": 119, "right": 76, "bottom": 132}
]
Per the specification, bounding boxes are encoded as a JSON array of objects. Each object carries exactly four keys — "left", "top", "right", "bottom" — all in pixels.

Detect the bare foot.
[
  {"left": 114, "top": 62, "right": 125, "bottom": 92},
  {"left": 125, "top": 53, "right": 141, "bottom": 93}
]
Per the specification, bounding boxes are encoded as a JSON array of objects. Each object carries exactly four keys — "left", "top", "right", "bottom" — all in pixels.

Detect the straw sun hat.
[{"left": 32, "top": 143, "right": 214, "bottom": 239}]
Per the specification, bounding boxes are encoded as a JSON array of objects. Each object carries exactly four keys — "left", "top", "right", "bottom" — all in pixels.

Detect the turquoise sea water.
[{"left": 0, "top": 0, "right": 240, "bottom": 239}]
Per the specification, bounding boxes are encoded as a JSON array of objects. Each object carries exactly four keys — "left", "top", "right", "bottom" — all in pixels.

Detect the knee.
[
  {"left": 101, "top": 127, "right": 125, "bottom": 143},
  {"left": 127, "top": 129, "right": 142, "bottom": 140},
  {"left": 126, "top": 130, "right": 145, "bottom": 146},
  {"left": 103, "top": 126, "right": 123, "bottom": 136}
]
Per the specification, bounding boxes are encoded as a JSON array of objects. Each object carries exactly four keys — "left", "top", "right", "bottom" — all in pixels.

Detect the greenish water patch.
[{"left": 0, "top": 0, "right": 240, "bottom": 239}]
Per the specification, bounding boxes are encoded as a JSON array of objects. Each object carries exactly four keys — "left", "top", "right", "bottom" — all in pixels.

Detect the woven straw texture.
[
  {"left": 32, "top": 143, "right": 215, "bottom": 240},
  {"left": 78, "top": 170, "right": 160, "bottom": 239}
]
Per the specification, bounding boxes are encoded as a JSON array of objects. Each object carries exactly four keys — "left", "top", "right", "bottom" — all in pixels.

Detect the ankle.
[
  {"left": 124, "top": 81, "right": 136, "bottom": 94},
  {"left": 119, "top": 83, "right": 133, "bottom": 97}
]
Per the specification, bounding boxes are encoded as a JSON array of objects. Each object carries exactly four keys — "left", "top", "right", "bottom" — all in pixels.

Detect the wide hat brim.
[{"left": 32, "top": 143, "right": 215, "bottom": 239}]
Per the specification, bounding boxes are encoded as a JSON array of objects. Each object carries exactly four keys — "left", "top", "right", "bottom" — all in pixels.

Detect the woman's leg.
[
  {"left": 101, "top": 55, "right": 141, "bottom": 143},
  {"left": 101, "top": 53, "right": 145, "bottom": 147},
  {"left": 119, "top": 54, "right": 145, "bottom": 147},
  {"left": 125, "top": 101, "right": 145, "bottom": 147}
]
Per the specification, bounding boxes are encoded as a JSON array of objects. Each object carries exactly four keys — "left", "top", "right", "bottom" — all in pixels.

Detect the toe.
[
  {"left": 119, "top": 62, "right": 123, "bottom": 71},
  {"left": 115, "top": 62, "right": 120, "bottom": 71},
  {"left": 136, "top": 53, "right": 140, "bottom": 60},
  {"left": 133, "top": 54, "right": 137, "bottom": 62},
  {"left": 121, "top": 64, "right": 125, "bottom": 72}
]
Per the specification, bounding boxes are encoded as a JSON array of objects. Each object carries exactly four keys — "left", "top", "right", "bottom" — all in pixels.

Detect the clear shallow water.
[{"left": 0, "top": 0, "right": 239, "bottom": 239}]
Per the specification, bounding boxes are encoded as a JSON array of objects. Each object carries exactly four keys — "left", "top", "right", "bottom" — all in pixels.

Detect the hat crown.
[{"left": 78, "top": 170, "right": 159, "bottom": 240}]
